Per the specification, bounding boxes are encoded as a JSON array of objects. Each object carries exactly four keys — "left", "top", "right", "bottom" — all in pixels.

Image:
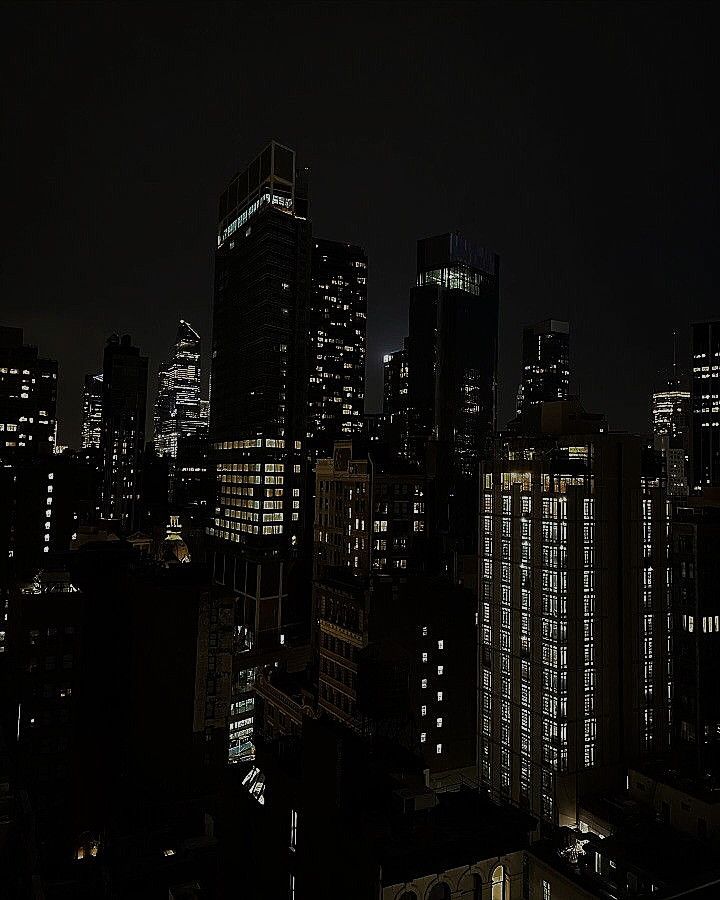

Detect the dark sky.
[{"left": 1, "top": 2, "right": 718, "bottom": 446}]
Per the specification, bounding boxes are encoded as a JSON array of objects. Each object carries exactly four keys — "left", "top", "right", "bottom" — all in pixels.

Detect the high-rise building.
[
  {"left": 671, "top": 498, "right": 720, "bottom": 779},
  {"left": 691, "top": 321, "right": 720, "bottom": 490},
  {"left": 100, "top": 334, "right": 148, "bottom": 531},
  {"left": 382, "top": 341, "right": 408, "bottom": 456},
  {"left": 81, "top": 373, "right": 103, "bottom": 450},
  {"left": 209, "top": 140, "right": 312, "bottom": 763},
  {"left": 153, "top": 319, "right": 205, "bottom": 460},
  {"left": 406, "top": 233, "right": 499, "bottom": 476},
  {"left": 516, "top": 319, "right": 570, "bottom": 416},
  {"left": 479, "top": 401, "right": 670, "bottom": 826},
  {"left": 307, "top": 239, "right": 367, "bottom": 448},
  {"left": 0, "top": 326, "right": 57, "bottom": 460},
  {"left": 652, "top": 353, "right": 690, "bottom": 498}
]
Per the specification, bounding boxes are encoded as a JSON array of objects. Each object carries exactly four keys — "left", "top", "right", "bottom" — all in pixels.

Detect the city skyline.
[{"left": 2, "top": 4, "right": 717, "bottom": 447}]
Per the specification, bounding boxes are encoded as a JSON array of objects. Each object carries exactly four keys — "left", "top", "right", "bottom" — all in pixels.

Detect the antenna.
[{"left": 672, "top": 329, "right": 679, "bottom": 385}]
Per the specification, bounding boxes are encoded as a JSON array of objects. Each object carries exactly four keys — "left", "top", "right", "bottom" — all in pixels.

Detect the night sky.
[{"left": 1, "top": 2, "right": 718, "bottom": 446}]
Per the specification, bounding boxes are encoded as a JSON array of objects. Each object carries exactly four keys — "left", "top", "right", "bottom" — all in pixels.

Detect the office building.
[
  {"left": 406, "top": 233, "right": 499, "bottom": 476},
  {"left": 516, "top": 319, "right": 570, "bottom": 416},
  {"left": 691, "top": 320, "right": 720, "bottom": 490},
  {"left": 382, "top": 341, "right": 408, "bottom": 456},
  {"left": 100, "top": 334, "right": 148, "bottom": 531},
  {"left": 208, "top": 140, "right": 312, "bottom": 763},
  {"left": 81, "top": 373, "right": 103, "bottom": 450},
  {"left": 307, "top": 239, "right": 367, "bottom": 448},
  {"left": 652, "top": 386, "right": 690, "bottom": 498},
  {"left": 153, "top": 319, "right": 205, "bottom": 460},
  {"left": 0, "top": 326, "right": 57, "bottom": 460},
  {"left": 671, "top": 498, "right": 720, "bottom": 779},
  {"left": 479, "top": 401, "right": 670, "bottom": 826}
]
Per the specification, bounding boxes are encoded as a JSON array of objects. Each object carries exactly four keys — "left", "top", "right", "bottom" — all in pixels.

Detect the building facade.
[
  {"left": 153, "top": 319, "right": 205, "bottom": 460},
  {"left": 0, "top": 326, "right": 57, "bottom": 461},
  {"left": 100, "top": 334, "right": 148, "bottom": 531},
  {"left": 671, "top": 499, "right": 720, "bottom": 779},
  {"left": 382, "top": 342, "right": 409, "bottom": 457},
  {"left": 478, "top": 402, "right": 670, "bottom": 826},
  {"left": 81, "top": 373, "right": 103, "bottom": 450},
  {"left": 407, "top": 233, "right": 499, "bottom": 477},
  {"left": 516, "top": 319, "right": 570, "bottom": 417},
  {"left": 652, "top": 384, "right": 690, "bottom": 497},
  {"left": 691, "top": 320, "right": 720, "bottom": 490},
  {"left": 209, "top": 140, "right": 312, "bottom": 763},
  {"left": 307, "top": 238, "right": 367, "bottom": 449}
]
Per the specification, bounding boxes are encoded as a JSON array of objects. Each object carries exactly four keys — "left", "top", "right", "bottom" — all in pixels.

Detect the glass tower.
[
  {"left": 407, "top": 232, "right": 499, "bottom": 477},
  {"left": 81, "top": 373, "right": 103, "bottom": 450},
  {"left": 153, "top": 319, "right": 204, "bottom": 460}
]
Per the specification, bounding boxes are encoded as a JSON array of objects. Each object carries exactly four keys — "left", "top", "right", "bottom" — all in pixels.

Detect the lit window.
[
  {"left": 437, "top": 665, "right": 444, "bottom": 675},
  {"left": 437, "top": 639, "right": 444, "bottom": 650},
  {"left": 436, "top": 717, "right": 443, "bottom": 728},
  {"left": 422, "top": 652, "right": 428, "bottom": 663},
  {"left": 163, "top": 848, "right": 175, "bottom": 857},
  {"left": 421, "top": 678, "right": 427, "bottom": 689},
  {"left": 437, "top": 691, "right": 443, "bottom": 702},
  {"left": 436, "top": 743, "right": 442, "bottom": 754},
  {"left": 421, "top": 705, "right": 427, "bottom": 716},
  {"left": 420, "top": 732, "right": 427, "bottom": 743},
  {"left": 542, "top": 880, "right": 551, "bottom": 900},
  {"left": 290, "top": 808, "right": 297, "bottom": 851}
]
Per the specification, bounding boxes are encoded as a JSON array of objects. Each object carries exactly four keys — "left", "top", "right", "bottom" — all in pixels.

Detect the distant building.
[
  {"left": 100, "top": 334, "right": 148, "bottom": 531},
  {"left": 307, "top": 239, "right": 367, "bottom": 448},
  {"left": 691, "top": 320, "right": 720, "bottom": 490},
  {"left": 81, "top": 373, "right": 103, "bottom": 450},
  {"left": 382, "top": 342, "right": 408, "bottom": 456},
  {"left": 516, "top": 319, "right": 570, "bottom": 416},
  {"left": 653, "top": 384, "right": 690, "bottom": 497},
  {"left": 153, "top": 320, "right": 205, "bottom": 460},
  {"left": 407, "top": 233, "right": 499, "bottom": 476},
  {"left": 0, "top": 325, "right": 57, "bottom": 460},
  {"left": 479, "top": 401, "right": 670, "bottom": 826}
]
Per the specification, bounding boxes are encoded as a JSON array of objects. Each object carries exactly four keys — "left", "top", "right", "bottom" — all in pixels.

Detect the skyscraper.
[
  {"left": 516, "top": 319, "right": 570, "bottom": 416},
  {"left": 307, "top": 239, "right": 367, "bottom": 448},
  {"left": 382, "top": 341, "right": 408, "bottom": 456},
  {"left": 652, "top": 339, "right": 690, "bottom": 498},
  {"left": 81, "top": 373, "right": 103, "bottom": 449},
  {"left": 406, "top": 233, "right": 499, "bottom": 476},
  {"left": 153, "top": 319, "right": 204, "bottom": 460},
  {"left": 209, "top": 140, "right": 312, "bottom": 762},
  {"left": 671, "top": 498, "right": 720, "bottom": 780},
  {"left": 479, "top": 401, "right": 670, "bottom": 826},
  {"left": 691, "top": 320, "right": 720, "bottom": 490},
  {"left": 0, "top": 325, "right": 57, "bottom": 460},
  {"left": 100, "top": 334, "right": 148, "bottom": 531}
]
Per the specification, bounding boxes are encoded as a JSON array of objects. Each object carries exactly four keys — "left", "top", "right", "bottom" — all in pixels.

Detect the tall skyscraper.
[
  {"left": 652, "top": 338, "right": 690, "bottom": 497},
  {"left": 209, "top": 140, "right": 312, "bottom": 763},
  {"left": 153, "top": 319, "right": 204, "bottom": 460},
  {"left": 100, "top": 334, "right": 148, "bottom": 531},
  {"left": 81, "top": 373, "right": 103, "bottom": 449},
  {"left": 671, "top": 498, "right": 720, "bottom": 780},
  {"left": 406, "top": 233, "right": 499, "bottom": 476},
  {"left": 479, "top": 401, "right": 670, "bottom": 826},
  {"left": 691, "top": 320, "right": 720, "bottom": 490},
  {"left": 516, "top": 319, "right": 570, "bottom": 416},
  {"left": 307, "top": 239, "right": 367, "bottom": 447},
  {"left": 382, "top": 341, "right": 408, "bottom": 456},
  {"left": 0, "top": 325, "right": 57, "bottom": 460}
]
